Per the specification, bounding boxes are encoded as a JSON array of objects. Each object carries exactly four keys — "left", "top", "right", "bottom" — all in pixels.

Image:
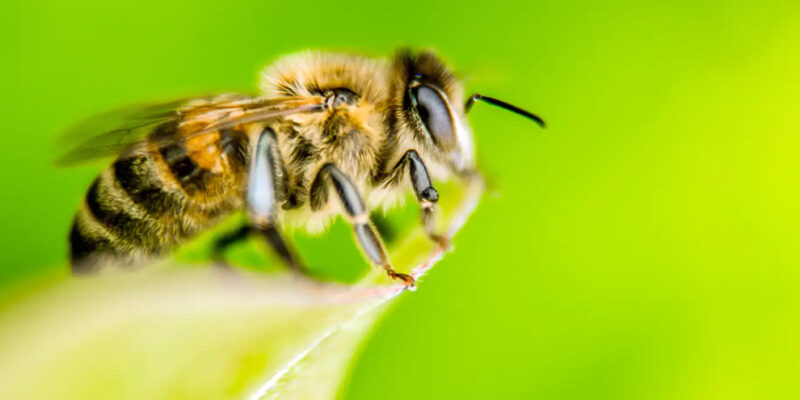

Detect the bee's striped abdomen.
[
  {"left": 69, "top": 214, "right": 115, "bottom": 274},
  {"left": 69, "top": 123, "right": 250, "bottom": 274},
  {"left": 69, "top": 154, "right": 186, "bottom": 272},
  {"left": 159, "top": 141, "right": 213, "bottom": 194},
  {"left": 113, "top": 153, "right": 186, "bottom": 218}
]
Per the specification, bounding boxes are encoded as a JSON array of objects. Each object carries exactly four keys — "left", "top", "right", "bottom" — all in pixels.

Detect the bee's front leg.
[
  {"left": 311, "top": 163, "right": 415, "bottom": 287},
  {"left": 395, "top": 150, "right": 448, "bottom": 249}
]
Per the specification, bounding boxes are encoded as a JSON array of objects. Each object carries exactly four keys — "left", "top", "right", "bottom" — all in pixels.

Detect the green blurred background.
[{"left": 2, "top": 0, "right": 799, "bottom": 398}]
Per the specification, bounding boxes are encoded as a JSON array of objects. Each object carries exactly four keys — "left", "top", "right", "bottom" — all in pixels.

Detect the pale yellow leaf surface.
[{"left": 0, "top": 179, "right": 482, "bottom": 400}]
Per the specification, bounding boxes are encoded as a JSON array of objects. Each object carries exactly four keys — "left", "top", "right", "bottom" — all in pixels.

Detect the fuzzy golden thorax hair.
[
  {"left": 259, "top": 52, "right": 392, "bottom": 182},
  {"left": 259, "top": 51, "right": 389, "bottom": 105}
]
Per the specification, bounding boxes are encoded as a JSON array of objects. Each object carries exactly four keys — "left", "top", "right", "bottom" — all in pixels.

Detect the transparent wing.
[
  {"left": 54, "top": 94, "right": 326, "bottom": 166},
  {"left": 53, "top": 98, "right": 190, "bottom": 165}
]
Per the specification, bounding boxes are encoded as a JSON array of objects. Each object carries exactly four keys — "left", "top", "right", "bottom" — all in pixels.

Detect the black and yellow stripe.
[
  {"left": 69, "top": 123, "right": 251, "bottom": 273},
  {"left": 159, "top": 141, "right": 213, "bottom": 194}
]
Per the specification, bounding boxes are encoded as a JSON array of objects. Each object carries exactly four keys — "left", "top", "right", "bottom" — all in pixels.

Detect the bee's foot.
[
  {"left": 430, "top": 233, "right": 451, "bottom": 250},
  {"left": 387, "top": 270, "right": 416, "bottom": 290}
]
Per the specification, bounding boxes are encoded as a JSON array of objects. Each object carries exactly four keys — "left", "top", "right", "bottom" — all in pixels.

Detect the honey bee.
[{"left": 59, "top": 49, "right": 544, "bottom": 287}]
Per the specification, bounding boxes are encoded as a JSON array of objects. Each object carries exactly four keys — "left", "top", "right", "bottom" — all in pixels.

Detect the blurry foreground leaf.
[{"left": 0, "top": 179, "right": 481, "bottom": 400}]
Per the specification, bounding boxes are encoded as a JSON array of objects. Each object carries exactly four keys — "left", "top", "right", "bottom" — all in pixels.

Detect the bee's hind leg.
[
  {"left": 211, "top": 224, "right": 252, "bottom": 269},
  {"left": 211, "top": 224, "right": 306, "bottom": 274},
  {"left": 242, "top": 127, "right": 307, "bottom": 275},
  {"left": 311, "top": 163, "right": 415, "bottom": 287},
  {"left": 251, "top": 225, "right": 307, "bottom": 274}
]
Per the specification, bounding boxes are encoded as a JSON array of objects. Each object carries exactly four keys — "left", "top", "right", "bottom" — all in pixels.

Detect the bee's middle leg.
[
  {"left": 311, "top": 163, "right": 415, "bottom": 287},
  {"left": 243, "top": 127, "right": 306, "bottom": 274}
]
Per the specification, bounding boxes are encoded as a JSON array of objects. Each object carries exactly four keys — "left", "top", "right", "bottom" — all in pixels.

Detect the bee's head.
[
  {"left": 390, "top": 50, "right": 473, "bottom": 173},
  {"left": 389, "top": 49, "right": 545, "bottom": 175}
]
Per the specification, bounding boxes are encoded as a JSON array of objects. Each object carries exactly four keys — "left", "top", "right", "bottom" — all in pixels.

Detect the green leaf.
[{"left": 0, "top": 179, "right": 482, "bottom": 400}]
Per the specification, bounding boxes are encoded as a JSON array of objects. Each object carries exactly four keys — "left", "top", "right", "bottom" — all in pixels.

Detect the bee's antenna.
[{"left": 465, "top": 94, "right": 546, "bottom": 128}]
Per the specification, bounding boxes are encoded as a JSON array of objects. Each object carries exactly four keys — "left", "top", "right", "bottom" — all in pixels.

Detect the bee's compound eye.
[
  {"left": 332, "top": 88, "right": 357, "bottom": 107},
  {"left": 413, "top": 85, "right": 455, "bottom": 145}
]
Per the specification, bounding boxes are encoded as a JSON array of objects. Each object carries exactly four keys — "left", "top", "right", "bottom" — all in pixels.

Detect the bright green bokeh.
[{"left": 1, "top": 1, "right": 799, "bottom": 399}]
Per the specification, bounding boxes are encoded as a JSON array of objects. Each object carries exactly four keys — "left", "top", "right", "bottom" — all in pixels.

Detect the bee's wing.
[{"left": 54, "top": 94, "right": 326, "bottom": 166}]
